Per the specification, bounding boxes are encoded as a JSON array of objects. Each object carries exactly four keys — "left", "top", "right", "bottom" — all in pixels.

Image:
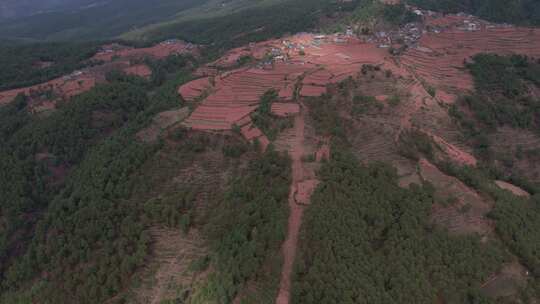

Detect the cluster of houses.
[{"left": 365, "top": 7, "right": 515, "bottom": 50}]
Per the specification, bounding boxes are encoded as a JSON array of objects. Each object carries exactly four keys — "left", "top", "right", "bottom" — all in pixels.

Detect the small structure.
[{"left": 467, "top": 22, "right": 479, "bottom": 31}]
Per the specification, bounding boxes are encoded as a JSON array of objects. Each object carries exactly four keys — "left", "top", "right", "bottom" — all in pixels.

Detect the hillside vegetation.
[
  {"left": 0, "top": 54, "right": 196, "bottom": 303},
  {"left": 293, "top": 148, "right": 507, "bottom": 304},
  {"left": 2, "top": 1, "right": 540, "bottom": 303},
  {"left": 407, "top": 0, "right": 540, "bottom": 26},
  {"left": 0, "top": 42, "right": 99, "bottom": 91},
  {"left": 121, "top": 0, "right": 360, "bottom": 46},
  {"left": 450, "top": 54, "right": 540, "bottom": 184}
]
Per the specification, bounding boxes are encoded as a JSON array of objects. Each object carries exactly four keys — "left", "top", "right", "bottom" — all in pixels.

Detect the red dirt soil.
[
  {"left": 419, "top": 158, "right": 493, "bottom": 235},
  {"left": 235, "top": 115, "right": 270, "bottom": 151},
  {"left": 276, "top": 108, "right": 307, "bottom": 304},
  {"left": 0, "top": 73, "right": 96, "bottom": 106},
  {"left": 174, "top": 22, "right": 540, "bottom": 171},
  {"left": 181, "top": 34, "right": 390, "bottom": 131},
  {"left": 495, "top": 180, "right": 530, "bottom": 197},
  {"left": 182, "top": 63, "right": 310, "bottom": 130},
  {"left": 300, "top": 85, "right": 327, "bottom": 97},
  {"left": 294, "top": 179, "right": 319, "bottom": 205},
  {"left": 375, "top": 95, "right": 388, "bottom": 102},
  {"left": 276, "top": 103, "right": 327, "bottom": 304},
  {"left": 193, "top": 67, "right": 218, "bottom": 77},
  {"left": 177, "top": 77, "right": 211, "bottom": 102},
  {"left": 401, "top": 26, "right": 540, "bottom": 102},
  {"left": 429, "top": 132, "right": 477, "bottom": 166},
  {"left": 271, "top": 102, "right": 300, "bottom": 117},
  {"left": 315, "top": 143, "right": 330, "bottom": 162}
]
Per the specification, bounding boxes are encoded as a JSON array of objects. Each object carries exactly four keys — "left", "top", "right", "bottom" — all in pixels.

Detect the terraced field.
[{"left": 401, "top": 24, "right": 540, "bottom": 102}]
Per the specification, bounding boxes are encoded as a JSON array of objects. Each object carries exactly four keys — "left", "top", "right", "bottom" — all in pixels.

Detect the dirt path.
[{"left": 275, "top": 104, "right": 313, "bottom": 304}]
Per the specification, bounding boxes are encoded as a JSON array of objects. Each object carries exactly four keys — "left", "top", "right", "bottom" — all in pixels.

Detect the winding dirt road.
[{"left": 276, "top": 104, "right": 318, "bottom": 304}]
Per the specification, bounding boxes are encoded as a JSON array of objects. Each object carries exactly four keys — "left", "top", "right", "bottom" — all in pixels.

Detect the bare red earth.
[
  {"left": 300, "top": 85, "right": 327, "bottom": 97},
  {"left": 193, "top": 67, "right": 218, "bottom": 77},
  {"left": 276, "top": 108, "right": 307, "bottom": 304},
  {"left": 180, "top": 34, "right": 389, "bottom": 131},
  {"left": 0, "top": 73, "right": 96, "bottom": 106},
  {"left": 495, "top": 180, "right": 530, "bottom": 197},
  {"left": 402, "top": 26, "right": 540, "bottom": 102},
  {"left": 294, "top": 179, "right": 319, "bottom": 205},
  {"left": 429, "top": 132, "right": 477, "bottom": 166},
  {"left": 177, "top": 77, "right": 211, "bottom": 102},
  {"left": 275, "top": 104, "right": 328, "bottom": 304},
  {"left": 315, "top": 143, "right": 330, "bottom": 162},
  {"left": 235, "top": 115, "right": 270, "bottom": 151},
  {"left": 419, "top": 158, "right": 493, "bottom": 235},
  {"left": 271, "top": 102, "right": 300, "bottom": 117},
  {"left": 182, "top": 64, "right": 309, "bottom": 130}
]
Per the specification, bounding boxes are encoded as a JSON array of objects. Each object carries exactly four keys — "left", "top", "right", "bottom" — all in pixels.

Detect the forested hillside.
[
  {"left": 407, "top": 0, "right": 540, "bottom": 25},
  {"left": 0, "top": 54, "right": 195, "bottom": 302},
  {"left": 450, "top": 54, "right": 540, "bottom": 185},
  {"left": 293, "top": 148, "right": 507, "bottom": 303},
  {"left": 2, "top": 1, "right": 540, "bottom": 303},
  {"left": 0, "top": 45, "right": 291, "bottom": 302},
  {"left": 0, "top": 42, "right": 99, "bottom": 91}
]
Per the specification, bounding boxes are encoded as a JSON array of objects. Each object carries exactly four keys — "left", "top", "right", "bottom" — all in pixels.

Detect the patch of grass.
[
  {"left": 251, "top": 89, "right": 294, "bottom": 140},
  {"left": 398, "top": 129, "right": 435, "bottom": 160},
  {"left": 388, "top": 94, "right": 401, "bottom": 107},
  {"left": 189, "top": 256, "right": 211, "bottom": 273},
  {"left": 301, "top": 153, "right": 316, "bottom": 163},
  {"left": 352, "top": 94, "right": 384, "bottom": 115}
]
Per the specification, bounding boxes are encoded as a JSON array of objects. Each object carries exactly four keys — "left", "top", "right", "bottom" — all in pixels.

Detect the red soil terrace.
[
  {"left": 177, "top": 15, "right": 540, "bottom": 304},
  {"left": 178, "top": 77, "right": 211, "bottom": 102},
  {"left": 236, "top": 115, "right": 270, "bottom": 151},
  {"left": 402, "top": 23, "right": 540, "bottom": 102},
  {"left": 0, "top": 72, "right": 96, "bottom": 106},
  {"left": 180, "top": 34, "right": 389, "bottom": 132}
]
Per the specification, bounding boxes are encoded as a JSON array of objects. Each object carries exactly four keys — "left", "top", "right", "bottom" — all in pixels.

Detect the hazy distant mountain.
[
  {"left": 0, "top": 0, "right": 101, "bottom": 20},
  {"left": 0, "top": 0, "right": 209, "bottom": 41},
  {"left": 0, "top": 0, "right": 294, "bottom": 42}
]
